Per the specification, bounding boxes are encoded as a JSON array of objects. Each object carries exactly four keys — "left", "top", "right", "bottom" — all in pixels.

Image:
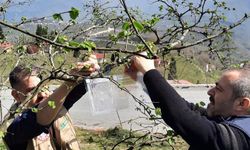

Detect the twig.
[{"left": 120, "top": 0, "right": 156, "bottom": 58}]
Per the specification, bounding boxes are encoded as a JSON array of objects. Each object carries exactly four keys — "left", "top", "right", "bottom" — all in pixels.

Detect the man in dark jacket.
[
  {"left": 3, "top": 54, "right": 99, "bottom": 149},
  {"left": 127, "top": 55, "right": 250, "bottom": 150}
]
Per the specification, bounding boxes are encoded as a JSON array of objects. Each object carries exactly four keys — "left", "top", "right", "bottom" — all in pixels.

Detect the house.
[
  {"left": 0, "top": 41, "right": 13, "bottom": 53},
  {"left": 26, "top": 43, "right": 40, "bottom": 54},
  {"left": 95, "top": 53, "right": 106, "bottom": 63}
]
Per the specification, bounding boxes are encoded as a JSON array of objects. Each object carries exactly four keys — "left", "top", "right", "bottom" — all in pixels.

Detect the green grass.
[
  {"left": 158, "top": 56, "right": 220, "bottom": 84},
  {"left": 75, "top": 126, "right": 189, "bottom": 150},
  {"left": 0, "top": 127, "right": 188, "bottom": 150}
]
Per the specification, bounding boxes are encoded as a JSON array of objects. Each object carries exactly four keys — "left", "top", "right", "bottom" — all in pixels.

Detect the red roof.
[
  {"left": 0, "top": 41, "right": 13, "bottom": 49},
  {"left": 95, "top": 53, "right": 105, "bottom": 59}
]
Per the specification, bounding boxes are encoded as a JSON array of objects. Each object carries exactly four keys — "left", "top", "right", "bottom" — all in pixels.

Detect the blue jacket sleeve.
[
  {"left": 63, "top": 80, "right": 88, "bottom": 110},
  {"left": 3, "top": 110, "right": 49, "bottom": 149}
]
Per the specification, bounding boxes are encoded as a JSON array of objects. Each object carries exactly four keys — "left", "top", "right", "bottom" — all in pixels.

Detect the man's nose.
[
  {"left": 38, "top": 91, "right": 47, "bottom": 98},
  {"left": 207, "top": 87, "right": 215, "bottom": 96}
]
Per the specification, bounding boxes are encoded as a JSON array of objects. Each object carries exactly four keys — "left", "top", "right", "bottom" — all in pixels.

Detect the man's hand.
[
  {"left": 37, "top": 54, "right": 100, "bottom": 125},
  {"left": 70, "top": 54, "right": 100, "bottom": 76},
  {"left": 132, "top": 55, "right": 155, "bottom": 74},
  {"left": 125, "top": 52, "right": 157, "bottom": 80}
]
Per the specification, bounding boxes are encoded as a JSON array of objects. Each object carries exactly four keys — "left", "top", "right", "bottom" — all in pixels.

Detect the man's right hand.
[
  {"left": 125, "top": 52, "right": 156, "bottom": 80},
  {"left": 131, "top": 55, "right": 156, "bottom": 74}
]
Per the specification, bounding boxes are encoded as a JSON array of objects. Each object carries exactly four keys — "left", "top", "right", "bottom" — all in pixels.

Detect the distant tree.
[
  {"left": 48, "top": 30, "right": 57, "bottom": 41},
  {"left": 168, "top": 57, "right": 177, "bottom": 80},
  {"left": 0, "top": 25, "right": 5, "bottom": 40},
  {"left": 35, "top": 24, "right": 48, "bottom": 43}
]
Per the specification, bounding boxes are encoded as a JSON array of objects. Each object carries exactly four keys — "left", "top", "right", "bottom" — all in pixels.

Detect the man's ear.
[
  {"left": 237, "top": 97, "right": 250, "bottom": 111},
  {"left": 11, "top": 90, "right": 21, "bottom": 102}
]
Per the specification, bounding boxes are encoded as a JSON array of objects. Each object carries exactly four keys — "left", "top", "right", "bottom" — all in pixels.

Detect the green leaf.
[
  {"left": 199, "top": 101, "right": 206, "bottom": 106},
  {"left": 17, "top": 45, "right": 27, "bottom": 53},
  {"left": 57, "top": 35, "right": 68, "bottom": 44},
  {"left": 0, "top": 131, "right": 4, "bottom": 138},
  {"left": 15, "top": 108, "right": 22, "bottom": 113},
  {"left": 133, "top": 21, "right": 144, "bottom": 32},
  {"left": 196, "top": 101, "right": 206, "bottom": 107},
  {"left": 109, "top": 34, "right": 118, "bottom": 42},
  {"left": 149, "top": 17, "right": 160, "bottom": 26},
  {"left": 69, "top": 41, "right": 80, "bottom": 47},
  {"left": 168, "top": 138, "right": 175, "bottom": 145},
  {"left": 159, "top": 5, "right": 163, "bottom": 11},
  {"left": 70, "top": 7, "right": 79, "bottom": 20},
  {"left": 79, "top": 41, "right": 96, "bottom": 52},
  {"left": 155, "top": 108, "right": 162, "bottom": 116},
  {"left": 122, "top": 22, "right": 130, "bottom": 31},
  {"left": 86, "top": 41, "right": 96, "bottom": 49},
  {"left": 221, "top": 15, "right": 227, "bottom": 21},
  {"left": 117, "top": 31, "right": 125, "bottom": 38},
  {"left": 117, "top": 30, "right": 131, "bottom": 39},
  {"left": 63, "top": 49, "right": 71, "bottom": 53},
  {"left": 168, "top": 7, "right": 174, "bottom": 13},
  {"left": 48, "top": 100, "right": 56, "bottom": 109},
  {"left": 21, "top": 16, "right": 27, "bottom": 22},
  {"left": 79, "top": 43, "right": 88, "bottom": 49},
  {"left": 31, "top": 107, "right": 38, "bottom": 113},
  {"left": 167, "top": 130, "right": 175, "bottom": 136},
  {"left": 57, "top": 56, "right": 65, "bottom": 64},
  {"left": 136, "top": 44, "right": 145, "bottom": 51},
  {"left": 53, "top": 13, "right": 63, "bottom": 21}
]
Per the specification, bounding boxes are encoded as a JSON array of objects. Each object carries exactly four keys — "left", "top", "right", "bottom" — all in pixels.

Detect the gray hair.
[{"left": 230, "top": 69, "right": 250, "bottom": 99}]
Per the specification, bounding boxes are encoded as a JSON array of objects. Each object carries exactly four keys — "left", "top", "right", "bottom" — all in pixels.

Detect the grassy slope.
[
  {"left": 0, "top": 127, "right": 189, "bottom": 149},
  {"left": 156, "top": 55, "right": 220, "bottom": 84},
  {"left": 173, "top": 56, "right": 220, "bottom": 84},
  {"left": 0, "top": 50, "right": 220, "bottom": 85}
]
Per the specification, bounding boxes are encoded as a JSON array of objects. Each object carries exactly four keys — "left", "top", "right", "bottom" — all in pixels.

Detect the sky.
[
  {"left": 4, "top": 0, "right": 250, "bottom": 22},
  {"left": 2, "top": 0, "right": 250, "bottom": 53},
  {"left": 4, "top": 0, "right": 81, "bottom": 20}
]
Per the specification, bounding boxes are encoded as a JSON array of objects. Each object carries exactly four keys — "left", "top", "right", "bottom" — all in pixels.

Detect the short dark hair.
[{"left": 9, "top": 64, "right": 37, "bottom": 89}]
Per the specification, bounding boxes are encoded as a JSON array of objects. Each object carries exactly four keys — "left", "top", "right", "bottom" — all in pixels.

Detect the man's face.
[
  {"left": 206, "top": 71, "right": 240, "bottom": 117},
  {"left": 13, "top": 75, "right": 51, "bottom": 106}
]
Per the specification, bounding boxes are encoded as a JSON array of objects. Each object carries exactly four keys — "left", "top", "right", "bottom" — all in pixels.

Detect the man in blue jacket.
[
  {"left": 3, "top": 54, "right": 99, "bottom": 149},
  {"left": 126, "top": 55, "right": 250, "bottom": 150}
]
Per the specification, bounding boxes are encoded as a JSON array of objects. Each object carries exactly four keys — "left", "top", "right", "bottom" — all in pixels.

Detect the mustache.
[{"left": 209, "top": 96, "right": 215, "bottom": 102}]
